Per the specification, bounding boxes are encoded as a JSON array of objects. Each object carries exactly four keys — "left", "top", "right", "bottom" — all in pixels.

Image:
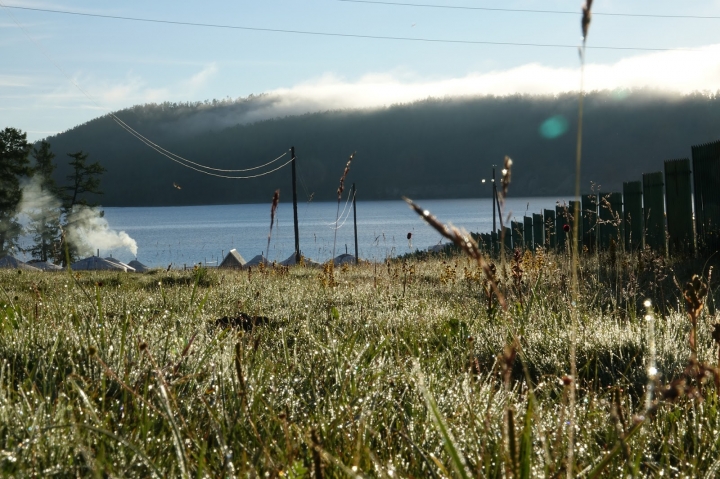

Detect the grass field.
[{"left": 0, "top": 249, "right": 719, "bottom": 477}]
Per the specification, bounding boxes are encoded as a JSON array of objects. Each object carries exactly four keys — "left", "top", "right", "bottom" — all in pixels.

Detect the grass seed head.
[{"left": 582, "top": 0, "right": 593, "bottom": 41}]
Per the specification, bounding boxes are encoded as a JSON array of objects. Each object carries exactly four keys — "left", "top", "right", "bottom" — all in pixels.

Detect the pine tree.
[
  {"left": 27, "top": 141, "right": 62, "bottom": 262},
  {"left": 62, "top": 151, "right": 106, "bottom": 210},
  {"left": 0, "top": 128, "right": 32, "bottom": 256},
  {"left": 61, "top": 151, "right": 106, "bottom": 264}
]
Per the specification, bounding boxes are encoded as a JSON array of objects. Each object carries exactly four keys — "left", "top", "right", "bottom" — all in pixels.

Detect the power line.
[
  {"left": 337, "top": 0, "right": 720, "bottom": 19},
  {"left": 0, "top": 1, "right": 292, "bottom": 179},
  {"left": 0, "top": 4, "right": 703, "bottom": 52}
]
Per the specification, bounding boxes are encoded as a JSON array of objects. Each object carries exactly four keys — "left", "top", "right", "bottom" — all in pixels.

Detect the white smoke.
[
  {"left": 17, "top": 178, "right": 138, "bottom": 258},
  {"left": 65, "top": 205, "right": 138, "bottom": 257},
  {"left": 18, "top": 176, "right": 62, "bottom": 215}
]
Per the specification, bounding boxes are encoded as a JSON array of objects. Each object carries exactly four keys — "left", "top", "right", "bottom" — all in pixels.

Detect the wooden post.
[
  {"left": 664, "top": 159, "right": 694, "bottom": 256},
  {"left": 492, "top": 166, "right": 497, "bottom": 233},
  {"left": 511, "top": 220, "right": 523, "bottom": 251},
  {"left": 524, "top": 216, "right": 533, "bottom": 251},
  {"left": 643, "top": 172, "right": 666, "bottom": 254},
  {"left": 503, "top": 226, "right": 512, "bottom": 253},
  {"left": 491, "top": 230, "right": 498, "bottom": 257},
  {"left": 291, "top": 147, "right": 300, "bottom": 263},
  {"left": 623, "top": 182, "right": 643, "bottom": 252},
  {"left": 544, "top": 209, "right": 556, "bottom": 249},
  {"left": 352, "top": 183, "right": 359, "bottom": 264},
  {"left": 555, "top": 204, "right": 566, "bottom": 252},
  {"left": 569, "top": 200, "right": 582, "bottom": 254},
  {"left": 692, "top": 141, "right": 720, "bottom": 252},
  {"left": 598, "top": 192, "right": 623, "bottom": 250},
  {"left": 532, "top": 213, "right": 543, "bottom": 251},
  {"left": 582, "top": 193, "right": 597, "bottom": 253}
]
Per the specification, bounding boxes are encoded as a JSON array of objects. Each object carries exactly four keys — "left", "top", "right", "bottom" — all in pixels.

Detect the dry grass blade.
[
  {"left": 403, "top": 196, "right": 506, "bottom": 309},
  {"left": 267, "top": 189, "right": 280, "bottom": 257},
  {"left": 337, "top": 152, "right": 355, "bottom": 201},
  {"left": 582, "top": 0, "right": 593, "bottom": 41}
]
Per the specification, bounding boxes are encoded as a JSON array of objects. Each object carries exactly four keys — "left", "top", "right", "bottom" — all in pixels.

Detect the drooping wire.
[
  {"left": 337, "top": 0, "right": 720, "bottom": 20},
  {"left": 1, "top": 3, "right": 705, "bottom": 52},
  {"left": 324, "top": 188, "right": 353, "bottom": 227},
  {"left": 110, "top": 115, "right": 287, "bottom": 172},
  {"left": 0, "top": 2, "right": 290, "bottom": 178},
  {"left": 113, "top": 118, "right": 294, "bottom": 178},
  {"left": 329, "top": 191, "right": 356, "bottom": 231}
]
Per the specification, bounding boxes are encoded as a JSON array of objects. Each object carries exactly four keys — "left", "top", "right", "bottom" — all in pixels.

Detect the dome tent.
[
  {"left": 27, "top": 260, "right": 63, "bottom": 271},
  {"left": 280, "top": 253, "right": 321, "bottom": 268},
  {"left": 128, "top": 260, "right": 150, "bottom": 272},
  {"left": 0, "top": 255, "right": 41, "bottom": 271},
  {"left": 104, "top": 257, "right": 137, "bottom": 272},
  {"left": 71, "top": 256, "right": 129, "bottom": 272},
  {"left": 219, "top": 249, "right": 247, "bottom": 269}
]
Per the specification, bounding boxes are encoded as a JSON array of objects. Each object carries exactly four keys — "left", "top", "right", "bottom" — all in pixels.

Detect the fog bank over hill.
[{"left": 42, "top": 90, "right": 720, "bottom": 207}]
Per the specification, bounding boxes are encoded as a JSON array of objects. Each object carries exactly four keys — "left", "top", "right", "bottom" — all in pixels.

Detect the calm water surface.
[{"left": 25, "top": 197, "right": 567, "bottom": 267}]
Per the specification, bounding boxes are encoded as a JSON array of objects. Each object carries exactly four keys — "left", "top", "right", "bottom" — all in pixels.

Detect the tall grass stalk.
[
  {"left": 570, "top": 2, "right": 593, "bottom": 476},
  {"left": 332, "top": 153, "right": 355, "bottom": 265}
]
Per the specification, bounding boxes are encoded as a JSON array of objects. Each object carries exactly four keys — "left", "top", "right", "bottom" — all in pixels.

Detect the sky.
[{"left": 2, "top": 0, "right": 720, "bottom": 140}]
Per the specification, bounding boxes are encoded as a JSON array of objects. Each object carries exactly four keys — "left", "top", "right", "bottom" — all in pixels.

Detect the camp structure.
[
  {"left": 332, "top": 253, "right": 356, "bottom": 266},
  {"left": 71, "top": 256, "right": 131, "bottom": 272},
  {"left": 279, "top": 253, "right": 321, "bottom": 268},
  {"left": 104, "top": 257, "right": 137, "bottom": 272},
  {"left": 244, "top": 254, "right": 270, "bottom": 268},
  {"left": 27, "top": 260, "right": 63, "bottom": 271},
  {"left": 218, "top": 249, "right": 247, "bottom": 269},
  {"left": 0, "top": 255, "right": 41, "bottom": 271},
  {"left": 128, "top": 260, "right": 151, "bottom": 272}
]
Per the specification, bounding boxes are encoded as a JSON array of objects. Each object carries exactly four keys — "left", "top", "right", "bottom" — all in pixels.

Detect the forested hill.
[{"left": 42, "top": 91, "right": 720, "bottom": 207}]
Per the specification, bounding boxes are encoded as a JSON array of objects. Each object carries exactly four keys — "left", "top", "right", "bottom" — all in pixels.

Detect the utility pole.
[
  {"left": 352, "top": 183, "right": 359, "bottom": 265},
  {"left": 291, "top": 147, "right": 300, "bottom": 263}
]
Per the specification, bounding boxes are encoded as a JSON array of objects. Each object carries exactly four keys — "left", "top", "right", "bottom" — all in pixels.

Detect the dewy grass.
[{"left": 0, "top": 250, "right": 719, "bottom": 476}]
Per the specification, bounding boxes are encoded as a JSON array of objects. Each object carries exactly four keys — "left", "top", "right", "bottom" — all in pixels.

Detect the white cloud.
[{"left": 259, "top": 44, "right": 720, "bottom": 116}]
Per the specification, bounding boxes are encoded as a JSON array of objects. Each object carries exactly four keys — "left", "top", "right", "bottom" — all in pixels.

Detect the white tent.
[
  {"left": 280, "top": 253, "right": 321, "bottom": 268},
  {"left": 0, "top": 255, "right": 41, "bottom": 271},
  {"left": 27, "top": 260, "right": 63, "bottom": 271},
  {"left": 71, "top": 256, "right": 129, "bottom": 272},
  {"left": 128, "top": 260, "right": 151, "bottom": 272},
  {"left": 219, "top": 249, "right": 247, "bottom": 269},
  {"left": 104, "top": 257, "right": 137, "bottom": 272},
  {"left": 244, "top": 254, "right": 270, "bottom": 268}
]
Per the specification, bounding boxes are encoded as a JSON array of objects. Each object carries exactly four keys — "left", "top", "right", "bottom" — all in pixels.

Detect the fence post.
[
  {"left": 643, "top": 172, "right": 667, "bottom": 255},
  {"left": 291, "top": 147, "right": 301, "bottom": 263},
  {"left": 582, "top": 193, "right": 597, "bottom": 253},
  {"left": 692, "top": 140, "right": 720, "bottom": 253},
  {"left": 569, "top": 200, "right": 582, "bottom": 254},
  {"left": 491, "top": 230, "right": 499, "bottom": 257},
  {"left": 544, "top": 209, "right": 556, "bottom": 250},
  {"left": 664, "top": 159, "right": 694, "bottom": 256},
  {"left": 524, "top": 216, "right": 533, "bottom": 251},
  {"left": 533, "top": 213, "right": 544, "bottom": 251},
  {"left": 556, "top": 204, "right": 567, "bottom": 252},
  {"left": 623, "top": 181, "right": 643, "bottom": 252},
  {"left": 503, "top": 226, "right": 512, "bottom": 253},
  {"left": 512, "top": 220, "right": 524, "bottom": 251}
]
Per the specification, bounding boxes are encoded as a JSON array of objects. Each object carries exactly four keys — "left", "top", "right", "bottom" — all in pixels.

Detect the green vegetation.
[
  {"left": 0, "top": 128, "right": 33, "bottom": 255},
  {"left": 1, "top": 250, "right": 719, "bottom": 477},
  {"left": 0, "top": 126, "right": 105, "bottom": 263},
  {"left": 42, "top": 90, "right": 720, "bottom": 206}
]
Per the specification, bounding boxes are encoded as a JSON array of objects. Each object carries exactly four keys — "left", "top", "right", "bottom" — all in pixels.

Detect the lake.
[{"left": 19, "top": 197, "right": 567, "bottom": 267}]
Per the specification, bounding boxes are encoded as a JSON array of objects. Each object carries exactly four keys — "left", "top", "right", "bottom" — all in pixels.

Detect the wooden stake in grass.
[{"left": 266, "top": 189, "right": 280, "bottom": 261}]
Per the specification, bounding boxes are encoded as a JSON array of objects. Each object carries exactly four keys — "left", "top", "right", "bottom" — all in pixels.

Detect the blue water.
[{"left": 19, "top": 197, "right": 567, "bottom": 267}]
